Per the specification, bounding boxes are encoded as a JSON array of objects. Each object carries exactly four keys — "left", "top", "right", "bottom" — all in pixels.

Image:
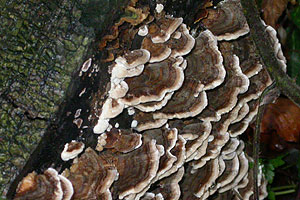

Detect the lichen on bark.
[{"left": 0, "top": 0, "right": 127, "bottom": 196}]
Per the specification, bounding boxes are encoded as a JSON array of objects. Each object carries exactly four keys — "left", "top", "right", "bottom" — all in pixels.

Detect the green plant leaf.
[
  {"left": 262, "top": 154, "right": 287, "bottom": 184},
  {"left": 287, "top": 28, "right": 300, "bottom": 86},
  {"left": 269, "top": 154, "right": 286, "bottom": 168},
  {"left": 291, "top": 5, "right": 300, "bottom": 30},
  {"left": 268, "top": 189, "right": 276, "bottom": 200}
]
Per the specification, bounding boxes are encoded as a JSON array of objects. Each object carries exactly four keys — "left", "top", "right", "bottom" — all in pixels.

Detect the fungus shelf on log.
[{"left": 11, "top": 0, "right": 286, "bottom": 199}]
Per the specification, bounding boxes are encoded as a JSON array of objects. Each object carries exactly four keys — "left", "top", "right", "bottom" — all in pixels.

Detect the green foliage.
[
  {"left": 260, "top": 153, "right": 298, "bottom": 200},
  {"left": 287, "top": 4, "right": 300, "bottom": 86},
  {"left": 261, "top": 154, "right": 286, "bottom": 184},
  {"left": 268, "top": 186, "right": 276, "bottom": 200},
  {"left": 249, "top": 161, "right": 254, "bottom": 169},
  {"left": 287, "top": 28, "right": 300, "bottom": 86},
  {"left": 291, "top": 4, "right": 300, "bottom": 30}
]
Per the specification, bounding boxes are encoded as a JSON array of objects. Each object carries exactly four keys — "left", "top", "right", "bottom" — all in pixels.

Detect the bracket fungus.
[
  {"left": 14, "top": 0, "right": 284, "bottom": 199},
  {"left": 61, "top": 141, "right": 85, "bottom": 161}
]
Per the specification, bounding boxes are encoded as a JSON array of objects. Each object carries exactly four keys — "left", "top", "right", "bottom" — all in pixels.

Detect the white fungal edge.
[
  {"left": 45, "top": 168, "right": 64, "bottom": 200},
  {"left": 199, "top": 30, "right": 226, "bottom": 90},
  {"left": 170, "top": 24, "right": 196, "bottom": 58},
  {"left": 118, "top": 140, "right": 161, "bottom": 199},
  {"left": 193, "top": 158, "right": 220, "bottom": 198},
  {"left": 138, "top": 25, "right": 148, "bottom": 36},
  {"left": 221, "top": 138, "right": 240, "bottom": 155},
  {"left": 115, "top": 49, "right": 150, "bottom": 69},
  {"left": 131, "top": 120, "right": 138, "bottom": 128},
  {"left": 215, "top": 0, "right": 250, "bottom": 41},
  {"left": 79, "top": 58, "right": 92, "bottom": 76},
  {"left": 153, "top": 87, "right": 208, "bottom": 120},
  {"left": 58, "top": 175, "right": 74, "bottom": 200},
  {"left": 217, "top": 154, "right": 240, "bottom": 189},
  {"left": 111, "top": 63, "right": 145, "bottom": 80},
  {"left": 134, "top": 92, "right": 174, "bottom": 112},
  {"left": 101, "top": 98, "right": 125, "bottom": 119},
  {"left": 151, "top": 17, "right": 183, "bottom": 43},
  {"left": 215, "top": 55, "right": 249, "bottom": 117},
  {"left": 229, "top": 102, "right": 259, "bottom": 137},
  {"left": 155, "top": 3, "right": 164, "bottom": 13},
  {"left": 219, "top": 151, "right": 249, "bottom": 193},
  {"left": 119, "top": 61, "right": 185, "bottom": 106},
  {"left": 61, "top": 141, "right": 85, "bottom": 161},
  {"left": 265, "top": 25, "right": 287, "bottom": 72},
  {"left": 127, "top": 107, "right": 135, "bottom": 115},
  {"left": 109, "top": 78, "right": 129, "bottom": 99},
  {"left": 135, "top": 119, "right": 168, "bottom": 132},
  {"left": 93, "top": 118, "right": 110, "bottom": 134},
  {"left": 216, "top": 22, "right": 250, "bottom": 41}
]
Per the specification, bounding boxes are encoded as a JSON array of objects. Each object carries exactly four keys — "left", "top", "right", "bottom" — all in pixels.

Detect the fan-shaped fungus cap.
[
  {"left": 111, "top": 139, "right": 161, "bottom": 199},
  {"left": 96, "top": 128, "right": 142, "bottom": 153},
  {"left": 148, "top": 16, "right": 183, "bottom": 43},
  {"left": 148, "top": 167, "right": 184, "bottom": 200},
  {"left": 172, "top": 120, "right": 211, "bottom": 160},
  {"left": 219, "top": 37, "right": 263, "bottom": 78},
  {"left": 181, "top": 158, "right": 220, "bottom": 199},
  {"left": 138, "top": 25, "right": 149, "bottom": 36},
  {"left": 215, "top": 154, "right": 240, "bottom": 189},
  {"left": 159, "top": 135, "right": 186, "bottom": 180},
  {"left": 167, "top": 24, "right": 195, "bottom": 58},
  {"left": 63, "top": 147, "right": 117, "bottom": 200},
  {"left": 109, "top": 79, "right": 129, "bottom": 99},
  {"left": 143, "top": 127, "right": 178, "bottom": 177},
  {"left": 185, "top": 30, "right": 225, "bottom": 90},
  {"left": 61, "top": 140, "right": 85, "bottom": 161},
  {"left": 153, "top": 79, "right": 208, "bottom": 120},
  {"left": 219, "top": 151, "right": 249, "bottom": 193},
  {"left": 133, "top": 111, "right": 168, "bottom": 132},
  {"left": 120, "top": 58, "right": 184, "bottom": 106},
  {"left": 14, "top": 168, "right": 63, "bottom": 200},
  {"left": 135, "top": 92, "right": 174, "bottom": 112},
  {"left": 100, "top": 98, "right": 124, "bottom": 119},
  {"left": 221, "top": 138, "right": 240, "bottom": 156},
  {"left": 201, "top": 0, "right": 249, "bottom": 41},
  {"left": 265, "top": 25, "right": 287, "bottom": 72},
  {"left": 115, "top": 49, "right": 150, "bottom": 69},
  {"left": 199, "top": 54, "right": 249, "bottom": 121},
  {"left": 141, "top": 37, "right": 172, "bottom": 63},
  {"left": 93, "top": 118, "right": 110, "bottom": 134},
  {"left": 110, "top": 63, "right": 144, "bottom": 80},
  {"left": 229, "top": 100, "right": 259, "bottom": 137}
]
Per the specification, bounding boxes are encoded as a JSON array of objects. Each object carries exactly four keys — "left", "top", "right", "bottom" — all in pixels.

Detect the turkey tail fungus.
[{"left": 9, "top": 0, "right": 287, "bottom": 199}]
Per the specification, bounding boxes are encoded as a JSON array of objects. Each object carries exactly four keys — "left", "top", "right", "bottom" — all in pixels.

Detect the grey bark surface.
[{"left": 0, "top": 0, "right": 127, "bottom": 197}]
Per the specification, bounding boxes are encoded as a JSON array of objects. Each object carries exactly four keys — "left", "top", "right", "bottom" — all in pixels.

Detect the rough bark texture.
[{"left": 0, "top": 0, "right": 127, "bottom": 197}]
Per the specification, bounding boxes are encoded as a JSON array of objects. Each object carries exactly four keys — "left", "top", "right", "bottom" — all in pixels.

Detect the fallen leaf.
[
  {"left": 262, "top": 0, "right": 289, "bottom": 27},
  {"left": 261, "top": 97, "right": 300, "bottom": 143}
]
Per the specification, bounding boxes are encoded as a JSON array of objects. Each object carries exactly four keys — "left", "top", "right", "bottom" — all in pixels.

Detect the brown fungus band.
[{"left": 14, "top": 0, "right": 285, "bottom": 199}]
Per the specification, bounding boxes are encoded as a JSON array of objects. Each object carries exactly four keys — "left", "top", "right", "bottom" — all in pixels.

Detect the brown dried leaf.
[
  {"left": 262, "top": 0, "right": 288, "bottom": 27},
  {"left": 261, "top": 97, "right": 300, "bottom": 143}
]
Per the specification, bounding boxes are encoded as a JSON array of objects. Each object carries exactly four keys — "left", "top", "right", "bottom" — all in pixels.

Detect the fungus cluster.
[{"left": 14, "top": 0, "right": 285, "bottom": 199}]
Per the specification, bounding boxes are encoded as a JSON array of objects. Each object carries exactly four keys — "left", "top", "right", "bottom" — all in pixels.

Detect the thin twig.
[
  {"left": 241, "top": 0, "right": 300, "bottom": 108},
  {"left": 253, "top": 82, "right": 276, "bottom": 200}
]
